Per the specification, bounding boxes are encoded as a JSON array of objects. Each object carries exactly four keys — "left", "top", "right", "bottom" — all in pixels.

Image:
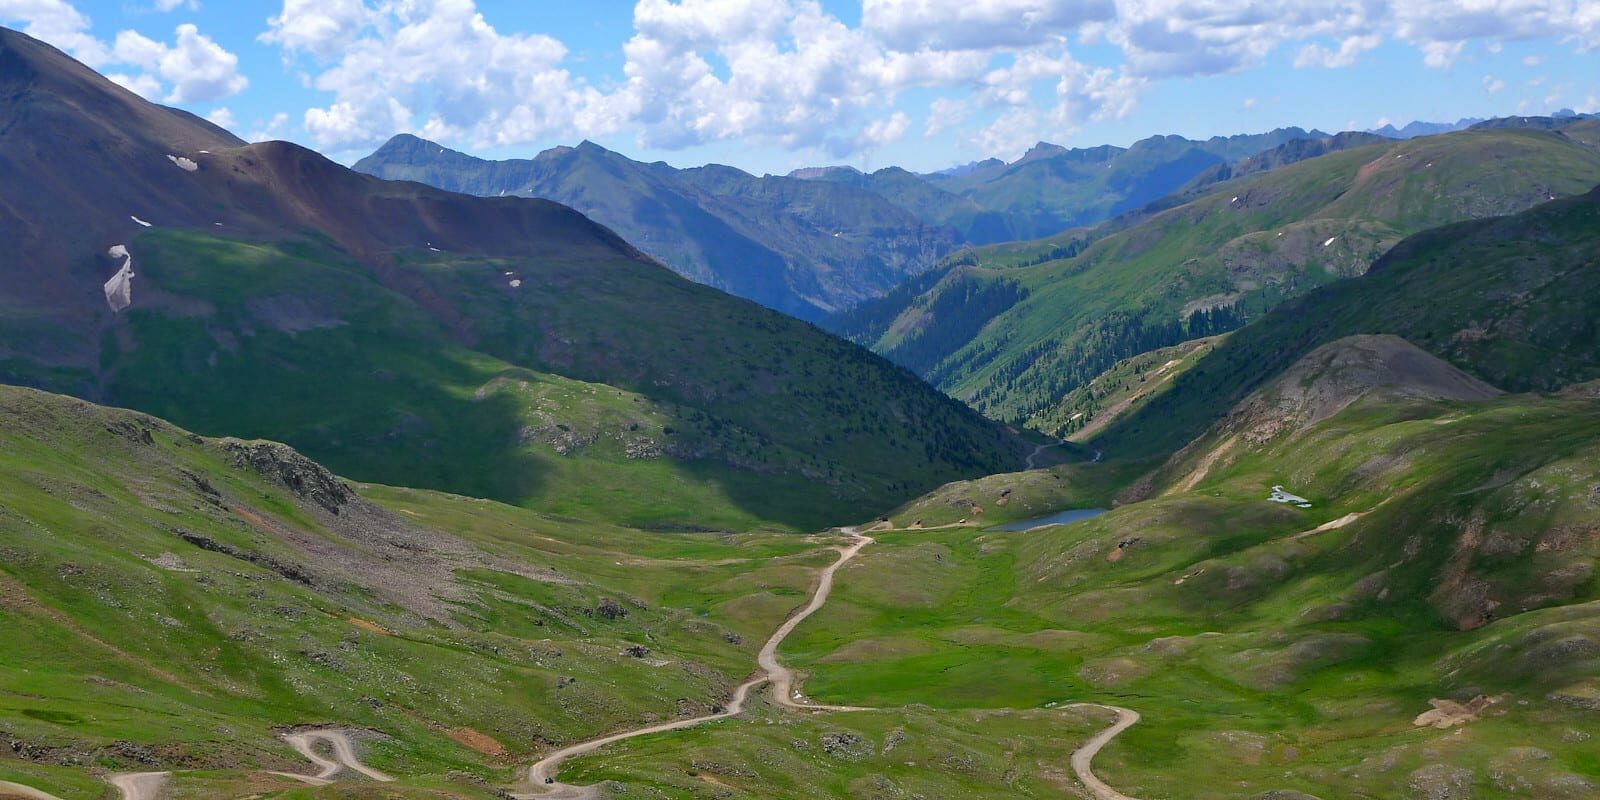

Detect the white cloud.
[
  {"left": 107, "top": 71, "right": 162, "bottom": 98},
  {"left": 260, "top": 0, "right": 371, "bottom": 60},
  {"left": 112, "top": 24, "right": 247, "bottom": 103},
  {"left": 925, "top": 96, "right": 969, "bottom": 136},
  {"left": 1241, "top": 95, "right": 1257, "bottom": 109},
  {"left": 272, "top": 0, "right": 595, "bottom": 152},
  {"left": 248, "top": 111, "right": 290, "bottom": 142},
  {"left": 2, "top": 3, "right": 244, "bottom": 103},
  {"left": 862, "top": 0, "right": 1115, "bottom": 51},
  {"left": 857, "top": 111, "right": 909, "bottom": 150},
  {"left": 205, "top": 106, "right": 235, "bottom": 129},
  {"left": 1419, "top": 40, "right": 1464, "bottom": 69},
  {"left": 1293, "top": 33, "right": 1381, "bottom": 68},
  {"left": 1482, "top": 73, "right": 1506, "bottom": 94},
  {"left": 154, "top": 0, "right": 199, "bottom": 10},
  {"left": 1523, "top": 54, "right": 1543, "bottom": 66},
  {"left": 0, "top": 0, "right": 110, "bottom": 65}
]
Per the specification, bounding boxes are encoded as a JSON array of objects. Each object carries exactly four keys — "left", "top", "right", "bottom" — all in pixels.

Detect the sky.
[{"left": 4, "top": 1, "right": 1598, "bottom": 175}]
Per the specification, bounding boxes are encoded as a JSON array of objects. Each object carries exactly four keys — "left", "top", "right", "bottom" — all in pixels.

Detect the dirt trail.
[
  {"left": 1066, "top": 704, "right": 1143, "bottom": 800},
  {"left": 0, "top": 780, "right": 67, "bottom": 800},
  {"left": 281, "top": 730, "right": 395, "bottom": 783},
  {"left": 1026, "top": 441, "right": 1065, "bottom": 469},
  {"left": 108, "top": 772, "right": 168, "bottom": 800},
  {"left": 758, "top": 531, "right": 874, "bottom": 712},
  {"left": 515, "top": 530, "right": 874, "bottom": 798}
]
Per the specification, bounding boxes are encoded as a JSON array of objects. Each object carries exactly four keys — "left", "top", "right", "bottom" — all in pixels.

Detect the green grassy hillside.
[
  {"left": 0, "top": 27, "right": 1027, "bottom": 530},
  {"left": 1099, "top": 181, "right": 1600, "bottom": 459},
  {"left": 838, "top": 129, "right": 1600, "bottom": 435},
  {"left": 63, "top": 228, "right": 1024, "bottom": 531},
  {"left": 0, "top": 385, "right": 833, "bottom": 797}
]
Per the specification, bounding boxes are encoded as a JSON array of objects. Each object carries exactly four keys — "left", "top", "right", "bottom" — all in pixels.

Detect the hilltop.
[{"left": 0, "top": 26, "right": 1028, "bottom": 529}]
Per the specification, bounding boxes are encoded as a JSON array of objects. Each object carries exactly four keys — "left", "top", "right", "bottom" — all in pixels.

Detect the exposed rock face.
[
  {"left": 1221, "top": 334, "right": 1500, "bottom": 445},
  {"left": 221, "top": 440, "right": 354, "bottom": 514}
]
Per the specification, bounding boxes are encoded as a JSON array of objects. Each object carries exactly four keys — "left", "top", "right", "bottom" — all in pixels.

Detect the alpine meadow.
[{"left": 2, "top": 4, "right": 1599, "bottom": 800}]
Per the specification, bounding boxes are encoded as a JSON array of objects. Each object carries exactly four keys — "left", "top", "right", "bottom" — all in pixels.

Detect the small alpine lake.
[{"left": 991, "top": 507, "right": 1109, "bottom": 532}]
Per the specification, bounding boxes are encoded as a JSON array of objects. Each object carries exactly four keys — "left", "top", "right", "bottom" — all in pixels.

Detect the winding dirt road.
[
  {"left": 10, "top": 528, "right": 1142, "bottom": 800},
  {"left": 514, "top": 531, "right": 874, "bottom": 798},
  {"left": 108, "top": 772, "right": 168, "bottom": 800},
  {"left": 1066, "top": 704, "right": 1143, "bottom": 800},
  {"left": 278, "top": 729, "right": 395, "bottom": 784},
  {"left": 758, "top": 532, "right": 874, "bottom": 712}
]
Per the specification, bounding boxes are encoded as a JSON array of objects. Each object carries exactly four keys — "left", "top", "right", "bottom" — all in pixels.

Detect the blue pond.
[{"left": 991, "top": 507, "right": 1109, "bottom": 532}]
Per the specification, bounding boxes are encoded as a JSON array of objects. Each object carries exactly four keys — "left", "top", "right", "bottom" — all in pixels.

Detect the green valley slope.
[
  {"left": 0, "top": 26, "right": 1026, "bottom": 530},
  {"left": 836, "top": 127, "right": 1600, "bottom": 434},
  {"left": 1099, "top": 181, "right": 1600, "bottom": 459}
]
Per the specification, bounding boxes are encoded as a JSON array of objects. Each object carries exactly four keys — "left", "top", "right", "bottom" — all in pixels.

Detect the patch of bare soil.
[
  {"left": 1413, "top": 695, "right": 1503, "bottom": 728},
  {"left": 447, "top": 728, "right": 508, "bottom": 757}
]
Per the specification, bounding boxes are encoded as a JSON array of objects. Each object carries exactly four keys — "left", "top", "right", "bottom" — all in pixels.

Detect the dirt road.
[
  {"left": 1025, "top": 441, "right": 1063, "bottom": 469},
  {"left": 0, "top": 780, "right": 66, "bottom": 800},
  {"left": 108, "top": 772, "right": 168, "bottom": 800},
  {"left": 514, "top": 530, "right": 875, "bottom": 798},
  {"left": 758, "top": 531, "right": 874, "bottom": 712},
  {"left": 1066, "top": 704, "right": 1143, "bottom": 800},
  {"left": 282, "top": 729, "right": 395, "bottom": 783}
]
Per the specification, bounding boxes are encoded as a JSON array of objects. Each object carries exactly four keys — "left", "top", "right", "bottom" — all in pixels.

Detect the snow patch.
[
  {"left": 1268, "top": 485, "right": 1312, "bottom": 508},
  {"left": 1230, "top": 196, "right": 1238, "bottom": 203},
  {"left": 428, "top": 247, "right": 441, "bottom": 252},
  {"left": 130, "top": 215, "right": 151, "bottom": 227},
  {"left": 509, "top": 279, "right": 522, "bottom": 288},
  {"left": 198, "top": 150, "right": 210, "bottom": 154},
  {"left": 103, "top": 245, "right": 135, "bottom": 312},
  {"left": 1323, "top": 237, "right": 1337, "bottom": 247},
  {"left": 166, "top": 154, "right": 198, "bottom": 172}
]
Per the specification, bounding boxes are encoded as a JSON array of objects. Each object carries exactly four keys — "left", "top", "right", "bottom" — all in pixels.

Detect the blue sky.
[{"left": 5, "top": 1, "right": 1597, "bottom": 174}]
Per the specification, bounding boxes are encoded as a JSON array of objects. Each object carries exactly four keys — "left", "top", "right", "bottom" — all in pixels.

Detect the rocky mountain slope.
[
  {"left": 830, "top": 127, "right": 1600, "bottom": 434},
  {"left": 0, "top": 26, "right": 1027, "bottom": 530},
  {"left": 354, "top": 135, "right": 960, "bottom": 320}
]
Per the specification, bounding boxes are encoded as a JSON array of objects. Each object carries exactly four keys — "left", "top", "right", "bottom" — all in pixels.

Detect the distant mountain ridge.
[
  {"left": 355, "top": 135, "right": 961, "bottom": 320},
  {"left": 793, "top": 127, "right": 1332, "bottom": 243},
  {"left": 0, "top": 25, "right": 1028, "bottom": 529}
]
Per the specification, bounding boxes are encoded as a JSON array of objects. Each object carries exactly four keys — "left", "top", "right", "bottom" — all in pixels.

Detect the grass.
[
  {"left": 5, "top": 358, "right": 1600, "bottom": 798},
  {"left": 848, "top": 129, "right": 1600, "bottom": 434},
  {"left": 63, "top": 228, "right": 1028, "bottom": 531}
]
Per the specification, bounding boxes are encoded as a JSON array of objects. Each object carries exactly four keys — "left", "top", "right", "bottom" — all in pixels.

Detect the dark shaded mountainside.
[
  {"left": 0, "top": 26, "right": 1028, "bottom": 530},
  {"left": 1098, "top": 180, "right": 1600, "bottom": 459},
  {"left": 354, "top": 135, "right": 960, "bottom": 321},
  {"left": 826, "top": 119, "right": 1600, "bottom": 434}
]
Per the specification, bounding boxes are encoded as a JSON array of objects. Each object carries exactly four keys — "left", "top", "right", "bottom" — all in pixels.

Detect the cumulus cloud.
[
  {"left": 925, "top": 96, "right": 969, "bottom": 136},
  {"left": 205, "top": 106, "right": 235, "bottom": 129},
  {"left": 268, "top": 0, "right": 599, "bottom": 152},
  {"left": 1294, "top": 33, "right": 1381, "bottom": 68},
  {"left": 2, "top": 3, "right": 246, "bottom": 104},
  {"left": 0, "top": 0, "right": 110, "bottom": 65},
  {"left": 112, "top": 24, "right": 247, "bottom": 103},
  {"left": 862, "top": 0, "right": 1114, "bottom": 51},
  {"left": 1482, "top": 73, "right": 1506, "bottom": 94}
]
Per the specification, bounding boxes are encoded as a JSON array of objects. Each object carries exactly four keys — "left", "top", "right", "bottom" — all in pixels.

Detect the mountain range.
[
  {"left": 0, "top": 26, "right": 1028, "bottom": 530},
  {"left": 357, "top": 127, "right": 1344, "bottom": 317},
  {"left": 827, "top": 119, "right": 1600, "bottom": 433}
]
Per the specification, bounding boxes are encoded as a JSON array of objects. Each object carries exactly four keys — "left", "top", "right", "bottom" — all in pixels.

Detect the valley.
[{"left": 2, "top": 16, "right": 1599, "bottom": 800}]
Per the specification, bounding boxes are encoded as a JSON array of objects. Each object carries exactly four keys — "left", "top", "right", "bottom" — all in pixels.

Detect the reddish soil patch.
[
  {"left": 447, "top": 727, "right": 508, "bottom": 757},
  {"left": 347, "top": 617, "right": 393, "bottom": 636}
]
